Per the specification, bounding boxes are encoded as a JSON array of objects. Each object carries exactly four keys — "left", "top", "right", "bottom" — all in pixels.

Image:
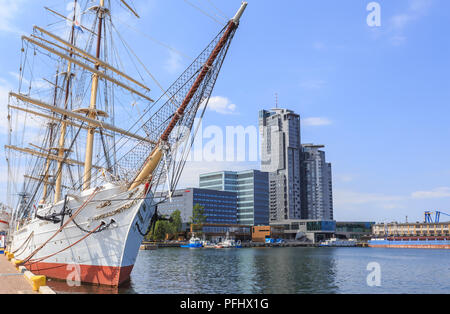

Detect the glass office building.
[
  {"left": 199, "top": 170, "right": 269, "bottom": 226},
  {"left": 193, "top": 189, "right": 237, "bottom": 225},
  {"left": 156, "top": 188, "right": 237, "bottom": 226}
]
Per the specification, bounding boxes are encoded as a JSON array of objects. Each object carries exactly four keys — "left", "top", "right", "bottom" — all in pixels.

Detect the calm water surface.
[{"left": 48, "top": 247, "right": 450, "bottom": 294}]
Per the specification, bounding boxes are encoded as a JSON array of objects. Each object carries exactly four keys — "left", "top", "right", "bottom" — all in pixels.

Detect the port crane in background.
[{"left": 424, "top": 211, "right": 450, "bottom": 223}]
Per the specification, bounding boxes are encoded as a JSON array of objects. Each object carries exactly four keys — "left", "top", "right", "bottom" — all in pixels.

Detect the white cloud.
[
  {"left": 388, "top": 0, "right": 433, "bottom": 45},
  {"left": 332, "top": 189, "right": 410, "bottom": 221},
  {"left": 302, "top": 117, "right": 332, "bottom": 127},
  {"left": 205, "top": 96, "right": 237, "bottom": 115},
  {"left": 334, "top": 189, "right": 405, "bottom": 206},
  {"left": 411, "top": 187, "right": 450, "bottom": 199},
  {"left": 300, "top": 79, "right": 327, "bottom": 90},
  {"left": 409, "top": 0, "right": 433, "bottom": 13},
  {"left": 0, "top": 0, "right": 25, "bottom": 35},
  {"left": 335, "top": 174, "right": 355, "bottom": 183},
  {"left": 391, "top": 14, "right": 414, "bottom": 31},
  {"left": 8, "top": 72, "right": 50, "bottom": 91}
]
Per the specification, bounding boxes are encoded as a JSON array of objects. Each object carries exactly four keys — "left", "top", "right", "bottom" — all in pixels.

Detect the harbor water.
[{"left": 48, "top": 247, "right": 450, "bottom": 294}]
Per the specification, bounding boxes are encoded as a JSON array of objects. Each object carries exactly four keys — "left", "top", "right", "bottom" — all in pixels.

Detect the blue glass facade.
[
  {"left": 192, "top": 188, "right": 237, "bottom": 225},
  {"left": 155, "top": 188, "right": 237, "bottom": 227},
  {"left": 199, "top": 170, "right": 269, "bottom": 226},
  {"left": 306, "top": 220, "right": 336, "bottom": 232}
]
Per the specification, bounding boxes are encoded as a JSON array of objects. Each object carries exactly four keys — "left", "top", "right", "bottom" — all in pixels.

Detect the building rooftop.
[{"left": 302, "top": 143, "right": 325, "bottom": 149}]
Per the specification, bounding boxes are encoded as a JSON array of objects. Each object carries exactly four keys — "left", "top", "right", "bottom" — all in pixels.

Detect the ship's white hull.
[{"left": 7, "top": 183, "right": 155, "bottom": 286}]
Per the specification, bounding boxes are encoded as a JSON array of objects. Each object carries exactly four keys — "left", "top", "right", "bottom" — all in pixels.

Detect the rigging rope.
[
  {"left": 204, "top": 0, "right": 229, "bottom": 21},
  {"left": 183, "top": 0, "right": 224, "bottom": 25},
  {"left": 18, "top": 186, "right": 100, "bottom": 265},
  {"left": 11, "top": 231, "right": 34, "bottom": 255},
  {"left": 25, "top": 222, "right": 105, "bottom": 267}
]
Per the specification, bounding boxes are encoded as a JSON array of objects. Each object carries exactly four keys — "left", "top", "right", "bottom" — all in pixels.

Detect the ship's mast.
[
  {"left": 128, "top": 1, "right": 248, "bottom": 191},
  {"left": 83, "top": 0, "right": 105, "bottom": 191},
  {"left": 54, "top": 0, "right": 78, "bottom": 203},
  {"left": 41, "top": 69, "right": 59, "bottom": 203},
  {"left": 7, "top": 0, "right": 155, "bottom": 208},
  {"left": 7, "top": 0, "right": 246, "bottom": 209}
]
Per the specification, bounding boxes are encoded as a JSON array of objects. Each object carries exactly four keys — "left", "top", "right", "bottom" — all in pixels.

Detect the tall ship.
[{"left": 5, "top": 0, "right": 247, "bottom": 286}]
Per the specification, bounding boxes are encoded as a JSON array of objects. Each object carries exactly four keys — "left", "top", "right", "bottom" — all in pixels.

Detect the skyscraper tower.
[
  {"left": 259, "top": 109, "right": 302, "bottom": 222},
  {"left": 301, "top": 144, "right": 334, "bottom": 221}
]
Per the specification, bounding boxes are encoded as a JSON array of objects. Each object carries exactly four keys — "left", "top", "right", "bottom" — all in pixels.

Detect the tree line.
[{"left": 146, "top": 204, "right": 206, "bottom": 241}]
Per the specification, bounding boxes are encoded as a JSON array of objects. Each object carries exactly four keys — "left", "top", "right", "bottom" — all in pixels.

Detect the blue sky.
[{"left": 0, "top": 0, "right": 449, "bottom": 223}]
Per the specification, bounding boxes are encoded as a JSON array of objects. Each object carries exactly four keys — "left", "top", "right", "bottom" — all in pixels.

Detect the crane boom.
[{"left": 424, "top": 211, "right": 450, "bottom": 223}]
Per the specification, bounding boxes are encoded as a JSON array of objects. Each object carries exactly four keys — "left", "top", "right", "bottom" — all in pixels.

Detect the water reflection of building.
[{"left": 251, "top": 248, "right": 338, "bottom": 293}]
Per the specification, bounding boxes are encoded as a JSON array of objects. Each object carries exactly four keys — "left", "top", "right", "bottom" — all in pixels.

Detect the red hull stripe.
[
  {"left": 0, "top": 220, "right": 9, "bottom": 225},
  {"left": 27, "top": 261, "right": 134, "bottom": 286},
  {"left": 369, "top": 245, "right": 450, "bottom": 249}
]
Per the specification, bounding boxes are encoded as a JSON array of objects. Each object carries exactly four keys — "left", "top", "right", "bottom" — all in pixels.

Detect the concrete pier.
[{"left": 0, "top": 254, "right": 37, "bottom": 294}]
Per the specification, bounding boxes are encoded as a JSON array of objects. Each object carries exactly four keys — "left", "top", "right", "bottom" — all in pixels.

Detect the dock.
[
  {"left": 0, "top": 254, "right": 37, "bottom": 294},
  {"left": 0, "top": 252, "right": 56, "bottom": 294}
]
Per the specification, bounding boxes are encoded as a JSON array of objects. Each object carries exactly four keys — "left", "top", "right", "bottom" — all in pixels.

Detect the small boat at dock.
[
  {"left": 214, "top": 232, "right": 242, "bottom": 248},
  {"left": 181, "top": 235, "right": 203, "bottom": 248}
]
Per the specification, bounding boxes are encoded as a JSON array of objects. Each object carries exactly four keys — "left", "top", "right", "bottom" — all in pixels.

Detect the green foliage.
[
  {"left": 190, "top": 203, "right": 207, "bottom": 225},
  {"left": 170, "top": 210, "right": 182, "bottom": 233},
  {"left": 153, "top": 220, "right": 169, "bottom": 241},
  {"left": 146, "top": 210, "right": 184, "bottom": 241}
]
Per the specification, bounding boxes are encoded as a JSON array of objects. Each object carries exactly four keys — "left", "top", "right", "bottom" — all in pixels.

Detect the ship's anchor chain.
[
  {"left": 135, "top": 207, "right": 173, "bottom": 237},
  {"left": 135, "top": 221, "right": 149, "bottom": 237},
  {"left": 135, "top": 207, "right": 159, "bottom": 237},
  {"left": 71, "top": 216, "right": 117, "bottom": 234},
  {"left": 34, "top": 190, "right": 117, "bottom": 234}
]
